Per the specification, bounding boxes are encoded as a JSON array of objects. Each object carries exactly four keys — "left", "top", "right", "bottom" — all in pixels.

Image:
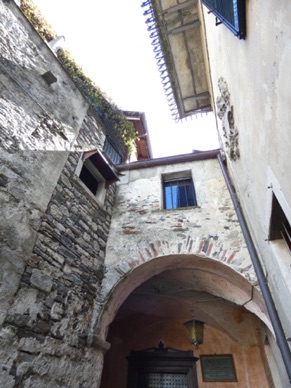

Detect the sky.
[{"left": 33, "top": 0, "right": 219, "bottom": 158}]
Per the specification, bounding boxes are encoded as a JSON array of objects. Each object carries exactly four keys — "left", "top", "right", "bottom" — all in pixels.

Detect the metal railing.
[{"left": 202, "top": 0, "right": 246, "bottom": 39}]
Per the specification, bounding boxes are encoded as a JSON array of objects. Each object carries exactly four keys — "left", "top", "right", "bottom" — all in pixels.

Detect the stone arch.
[{"left": 96, "top": 252, "right": 270, "bottom": 340}]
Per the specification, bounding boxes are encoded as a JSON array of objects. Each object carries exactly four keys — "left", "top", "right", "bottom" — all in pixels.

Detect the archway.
[{"left": 98, "top": 255, "right": 274, "bottom": 387}]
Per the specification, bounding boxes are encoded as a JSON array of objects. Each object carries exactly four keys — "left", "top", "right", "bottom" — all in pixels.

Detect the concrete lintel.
[{"left": 88, "top": 333, "right": 111, "bottom": 353}]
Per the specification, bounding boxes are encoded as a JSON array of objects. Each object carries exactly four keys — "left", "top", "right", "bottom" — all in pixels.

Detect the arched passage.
[
  {"left": 98, "top": 255, "right": 274, "bottom": 387},
  {"left": 97, "top": 254, "right": 270, "bottom": 338}
]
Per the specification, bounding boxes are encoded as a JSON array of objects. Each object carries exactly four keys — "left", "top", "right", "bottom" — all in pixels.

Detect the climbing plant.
[
  {"left": 20, "top": 0, "right": 56, "bottom": 42},
  {"left": 56, "top": 49, "right": 136, "bottom": 152}
]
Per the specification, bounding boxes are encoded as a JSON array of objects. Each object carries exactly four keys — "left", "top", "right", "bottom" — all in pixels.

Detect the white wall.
[{"left": 202, "top": 0, "right": 291, "bottom": 382}]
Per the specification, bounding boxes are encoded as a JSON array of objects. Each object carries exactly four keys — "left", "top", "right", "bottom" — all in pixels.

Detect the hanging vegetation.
[{"left": 20, "top": 0, "right": 56, "bottom": 41}]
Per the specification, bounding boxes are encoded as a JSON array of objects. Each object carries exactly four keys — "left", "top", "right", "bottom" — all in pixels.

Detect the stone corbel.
[
  {"left": 86, "top": 332, "right": 111, "bottom": 353},
  {"left": 216, "top": 77, "right": 240, "bottom": 161}
]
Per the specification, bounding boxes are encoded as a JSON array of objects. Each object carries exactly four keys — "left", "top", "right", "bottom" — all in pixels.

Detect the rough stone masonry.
[{"left": 0, "top": 0, "right": 118, "bottom": 386}]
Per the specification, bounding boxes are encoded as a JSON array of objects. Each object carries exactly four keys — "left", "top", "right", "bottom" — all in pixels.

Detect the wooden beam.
[
  {"left": 184, "top": 92, "right": 210, "bottom": 101},
  {"left": 162, "top": 0, "right": 195, "bottom": 14},
  {"left": 168, "top": 19, "right": 200, "bottom": 34}
]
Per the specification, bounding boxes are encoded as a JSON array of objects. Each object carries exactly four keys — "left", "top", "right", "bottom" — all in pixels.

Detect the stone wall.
[
  {"left": 97, "top": 157, "right": 267, "bottom": 338},
  {"left": 98, "top": 156, "right": 271, "bottom": 387},
  {"left": 1, "top": 149, "right": 116, "bottom": 387},
  {"left": 0, "top": 0, "right": 90, "bottom": 329},
  {"left": 0, "top": 1, "right": 122, "bottom": 386},
  {"left": 102, "top": 158, "right": 257, "bottom": 297},
  {"left": 0, "top": 0, "right": 88, "bottom": 152},
  {"left": 0, "top": 106, "right": 117, "bottom": 386}
]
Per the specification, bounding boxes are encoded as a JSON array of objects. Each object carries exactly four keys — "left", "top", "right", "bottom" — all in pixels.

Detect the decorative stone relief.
[{"left": 216, "top": 77, "right": 240, "bottom": 161}]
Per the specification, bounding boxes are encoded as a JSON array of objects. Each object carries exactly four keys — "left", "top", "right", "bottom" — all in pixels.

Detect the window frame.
[
  {"left": 127, "top": 343, "right": 198, "bottom": 388},
  {"left": 266, "top": 168, "right": 291, "bottom": 253},
  {"left": 103, "top": 136, "right": 123, "bottom": 165},
  {"left": 202, "top": 0, "right": 246, "bottom": 39},
  {"left": 75, "top": 155, "right": 106, "bottom": 204},
  {"left": 162, "top": 171, "right": 197, "bottom": 210}
]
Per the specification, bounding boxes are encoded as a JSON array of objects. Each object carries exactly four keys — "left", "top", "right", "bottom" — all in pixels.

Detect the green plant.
[
  {"left": 57, "top": 50, "right": 136, "bottom": 153},
  {"left": 20, "top": 0, "right": 56, "bottom": 42}
]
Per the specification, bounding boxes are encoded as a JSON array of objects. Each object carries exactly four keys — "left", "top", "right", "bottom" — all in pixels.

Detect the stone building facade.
[
  {"left": 201, "top": 1, "right": 291, "bottom": 385},
  {"left": 143, "top": 0, "right": 291, "bottom": 385},
  {"left": 99, "top": 154, "right": 272, "bottom": 387},
  {"left": 0, "top": 1, "right": 118, "bottom": 386}
]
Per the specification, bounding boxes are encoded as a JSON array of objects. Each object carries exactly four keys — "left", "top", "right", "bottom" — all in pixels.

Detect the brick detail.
[{"left": 114, "top": 236, "right": 258, "bottom": 286}]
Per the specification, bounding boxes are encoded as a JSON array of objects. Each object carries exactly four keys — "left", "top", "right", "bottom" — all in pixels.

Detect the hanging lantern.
[{"left": 183, "top": 319, "right": 205, "bottom": 348}]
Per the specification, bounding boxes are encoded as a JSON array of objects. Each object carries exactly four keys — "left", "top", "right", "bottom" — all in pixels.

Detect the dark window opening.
[
  {"left": 79, "top": 164, "right": 99, "bottom": 195},
  {"left": 269, "top": 194, "right": 291, "bottom": 252},
  {"left": 163, "top": 178, "right": 197, "bottom": 209}
]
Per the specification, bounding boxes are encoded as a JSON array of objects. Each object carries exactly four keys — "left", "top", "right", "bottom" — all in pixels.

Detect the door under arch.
[
  {"left": 127, "top": 341, "right": 198, "bottom": 388},
  {"left": 100, "top": 267, "right": 271, "bottom": 388}
]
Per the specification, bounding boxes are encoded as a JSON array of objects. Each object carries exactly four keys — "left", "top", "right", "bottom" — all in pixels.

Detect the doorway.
[{"left": 127, "top": 341, "right": 198, "bottom": 388}]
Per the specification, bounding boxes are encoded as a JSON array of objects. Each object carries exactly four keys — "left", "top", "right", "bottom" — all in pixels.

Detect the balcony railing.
[{"left": 202, "top": 0, "right": 246, "bottom": 39}]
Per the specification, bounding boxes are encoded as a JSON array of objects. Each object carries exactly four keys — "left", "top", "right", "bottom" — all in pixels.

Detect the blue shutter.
[
  {"left": 202, "top": 0, "right": 246, "bottom": 39},
  {"left": 164, "top": 179, "right": 197, "bottom": 209}
]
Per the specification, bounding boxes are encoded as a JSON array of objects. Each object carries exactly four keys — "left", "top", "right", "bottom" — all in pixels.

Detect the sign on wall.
[{"left": 200, "top": 354, "right": 237, "bottom": 382}]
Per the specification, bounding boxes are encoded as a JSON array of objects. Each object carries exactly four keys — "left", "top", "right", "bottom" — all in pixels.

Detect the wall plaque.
[{"left": 200, "top": 354, "right": 237, "bottom": 382}]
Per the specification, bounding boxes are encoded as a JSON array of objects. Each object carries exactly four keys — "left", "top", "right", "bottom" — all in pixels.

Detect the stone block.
[
  {"left": 30, "top": 269, "right": 53, "bottom": 293},
  {"left": 50, "top": 302, "right": 63, "bottom": 320}
]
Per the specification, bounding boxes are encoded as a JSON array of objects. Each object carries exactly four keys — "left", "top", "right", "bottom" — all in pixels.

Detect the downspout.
[{"left": 217, "top": 153, "right": 291, "bottom": 383}]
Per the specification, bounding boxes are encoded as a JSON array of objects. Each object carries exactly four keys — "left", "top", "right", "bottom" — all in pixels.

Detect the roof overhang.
[
  {"left": 143, "top": 0, "right": 212, "bottom": 120},
  {"left": 123, "top": 111, "right": 153, "bottom": 160}
]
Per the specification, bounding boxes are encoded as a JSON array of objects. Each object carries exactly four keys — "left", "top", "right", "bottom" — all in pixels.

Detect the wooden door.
[{"left": 127, "top": 342, "right": 198, "bottom": 388}]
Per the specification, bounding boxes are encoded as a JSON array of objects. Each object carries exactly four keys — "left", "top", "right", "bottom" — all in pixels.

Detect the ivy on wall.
[
  {"left": 20, "top": 0, "right": 55, "bottom": 41},
  {"left": 20, "top": 0, "right": 136, "bottom": 154}
]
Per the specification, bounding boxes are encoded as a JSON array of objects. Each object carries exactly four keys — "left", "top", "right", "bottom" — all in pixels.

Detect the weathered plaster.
[
  {"left": 97, "top": 159, "right": 270, "bottom": 343},
  {"left": 202, "top": 0, "right": 291, "bottom": 347},
  {"left": 103, "top": 159, "right": 256, "bottom": 292}
]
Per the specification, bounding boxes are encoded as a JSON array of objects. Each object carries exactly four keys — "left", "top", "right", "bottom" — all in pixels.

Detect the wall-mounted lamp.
[{"left": 183, "top": 319, "right": 205, "bottom": 348}]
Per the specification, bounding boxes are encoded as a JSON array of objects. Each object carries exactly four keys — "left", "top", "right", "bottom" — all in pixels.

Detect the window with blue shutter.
[
  {"left": 163, "top": 177, "right": 197, "bottom": 209},
  {"left": 202, "top": 0, "right": 246, "bottom": 39},
  {"left": 103, "top": 137, "right": 122, "bottom": 165}
]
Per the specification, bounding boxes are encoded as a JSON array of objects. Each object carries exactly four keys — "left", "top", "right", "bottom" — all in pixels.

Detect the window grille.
[
  {"left": 163, "top": 178, "right": 197, "bottom": 209},
  {"left": 144, "top": 373, "right": 187, "bottom": 387},
  {"left": 202, "top": 0, "right": 246, "bottom": 39},
  {"left": 269, "top": 193, "right": 291, "bottom": 252},
  {"left": 103, "top": 137, "right": 122, "bottom": 165}
]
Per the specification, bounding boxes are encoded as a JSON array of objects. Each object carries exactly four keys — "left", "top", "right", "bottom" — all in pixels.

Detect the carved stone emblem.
[{"left": 216, "top": 77, "right": 240, "bottom": 161}]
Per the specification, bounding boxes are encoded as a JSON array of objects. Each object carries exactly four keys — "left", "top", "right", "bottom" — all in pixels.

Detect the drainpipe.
[{"left": 217, "top": 153, "right": 291, "bottom": 383}]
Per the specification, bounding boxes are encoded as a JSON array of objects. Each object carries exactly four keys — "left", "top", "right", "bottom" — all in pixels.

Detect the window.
[
  {"left": 103, "top": 137, "right": 122, "bottom": 165},
  {"left": 163, "top": 172, "right": 197, "bottom": 209},
  {"left": 77, "top": 156, "right": 106, "bottom": 203},
  {"left": 269, "top": 193, "right": 291, "bottom": 252},
  {"left": 202, "top": 0, "right": 246, "bottom": 39},
  {"left": 75, "top": 149, "right": 119, "bottom": 203}
]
